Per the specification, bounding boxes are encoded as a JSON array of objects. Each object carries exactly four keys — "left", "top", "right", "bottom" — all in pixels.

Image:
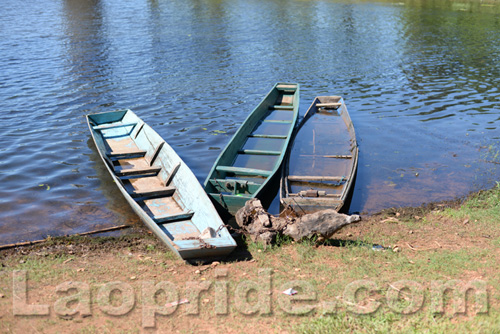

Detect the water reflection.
[
  {"left": 61, "top": 0, "right": 115, "bottom": 110},
  {"left": 0, "top": 0, "right": 499, "bottom": 244}
]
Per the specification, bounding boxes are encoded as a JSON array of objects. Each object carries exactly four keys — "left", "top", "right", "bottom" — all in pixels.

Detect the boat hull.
[
  {"left": 204, "top": 83, "right": 300, "bottom": 216},
  {"left": 87, "top": 109, "right": 236, "bottom": 261},
  {"left": 280, "top": 96, "right": 358, "bottom": 214}
]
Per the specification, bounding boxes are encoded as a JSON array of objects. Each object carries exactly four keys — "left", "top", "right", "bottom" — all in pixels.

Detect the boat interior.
[
  {"left": 205, "top": 84, "right": 298, "bottom": 202},
  {"left": 282, "top": 96, "right": 358, "bottom": 212},
  {"left": 88, "top": 111, "right": 226, "bottom": 250}
]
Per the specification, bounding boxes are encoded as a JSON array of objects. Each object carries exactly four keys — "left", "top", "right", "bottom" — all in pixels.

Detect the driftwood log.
[{"left": 235, "top": 199, "right": 361, "bottom": 245}]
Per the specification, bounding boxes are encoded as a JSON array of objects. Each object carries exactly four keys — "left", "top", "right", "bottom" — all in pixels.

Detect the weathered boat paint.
[
  {"left": 87, "top": 109, "right": 236, "bottom": 261},
  {"left": 204, "top": 83, "right": 300, "bottom": 216}
]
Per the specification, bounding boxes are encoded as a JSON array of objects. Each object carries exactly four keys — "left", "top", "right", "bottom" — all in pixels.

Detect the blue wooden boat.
[
  {"left": 204, "top": 83, "right": 299, "bottom": 216},
  {"left": 280, "top": 96, "right": 358, "bottom": 214},
  {"left": 87, "top": 109, "right": 236, "bottom": 260}
]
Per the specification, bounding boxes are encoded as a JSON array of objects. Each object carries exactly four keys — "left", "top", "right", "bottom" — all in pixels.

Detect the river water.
[{"left": 1, "top": 0, "right": 499, "bottom": 245}]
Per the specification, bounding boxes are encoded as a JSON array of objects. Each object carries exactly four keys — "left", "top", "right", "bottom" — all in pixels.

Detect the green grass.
[
  {"left": 297, "top": 311, "right": 500, "bottom": 334},
  {"left": 409, "top": 248, "right": 490, "bottom": 279},
  {"left": 292, "top": 182, "right": 500, "bottom": 334},
  {"left": 14, "top": 255, "right": 73, "bottom": 282},
  {"left": 442, "top": 182, "right": 500, "bottom": 224}
]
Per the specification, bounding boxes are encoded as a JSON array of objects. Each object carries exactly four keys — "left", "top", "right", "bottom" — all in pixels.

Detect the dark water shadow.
[{"left": 340, "top": 166, "right": 359, "bottom": 215}]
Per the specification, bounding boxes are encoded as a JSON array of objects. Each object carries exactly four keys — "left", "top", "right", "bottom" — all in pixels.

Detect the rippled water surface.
[{"left": 1, "top": 0, "right": 499, "bottom": 244}]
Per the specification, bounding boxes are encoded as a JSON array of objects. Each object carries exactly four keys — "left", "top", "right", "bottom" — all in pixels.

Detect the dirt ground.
[{"left": 1, "top": 195, "right": 499, "bottom": 333}]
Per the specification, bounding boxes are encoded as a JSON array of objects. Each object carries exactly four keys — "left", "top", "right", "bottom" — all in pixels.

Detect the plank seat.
[
  {"left": 107, "top": 150, "right": 147, "bottom": 159},
  {"left": 316, "top": 103, "right": 341, "bottom": 108},
  {"left": 114, "top": 166, "right": 161, "bottom": 176},
  {"left": 153, "top": 211, "right": 194, "bottom": 223},
  {"left": 276, "top": 84, "right": 297, "bottom": 92},
  {"left": 325, "top": 155, "right": 352, "bottom": 159},
  {"left": 93, "top": 122, "right": 138, "bottom": 131},
  {"left": 263, "top": 119, "right": 293, "bottom": 124},
  {"left": 237, "top": 149, "right": 281, "bottom": 156},
  {"left": 269, "top": 105, "right": 294, "bottom": 110},
  {"left": 282, "top": 197, "right": 343, "bottom": 207},
  {"left": 215, "top": 166, "right": 272, "bottom": 177},
  {"left": 289, "top": 192, "right": 341, "bottom": 198},
  {"left": 287, "top": 175, "right": 347, "bottom": 182},
  {"left": 249, "top": 134, "right": 287, "bottom": 139},
  {"left": 129, "top": 186, "right": 176, "bottom": 199}
]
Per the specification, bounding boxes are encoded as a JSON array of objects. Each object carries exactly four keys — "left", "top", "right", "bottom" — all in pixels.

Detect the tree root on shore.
[{"left": 235, "top": 198, "right": 361, "bottom": 245}]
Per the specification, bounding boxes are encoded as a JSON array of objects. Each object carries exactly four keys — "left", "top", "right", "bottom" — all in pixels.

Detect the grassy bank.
[{"left": 0, "top": 183, "right": 499, "bottom": 333}]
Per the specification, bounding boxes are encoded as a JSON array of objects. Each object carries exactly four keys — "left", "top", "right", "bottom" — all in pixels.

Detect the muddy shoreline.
[
  {"left": 0, "top": 191, "right": 468, "bottom": 259},
  {"left": 0, "top": 184, "right": 498, "bottom": 333}
]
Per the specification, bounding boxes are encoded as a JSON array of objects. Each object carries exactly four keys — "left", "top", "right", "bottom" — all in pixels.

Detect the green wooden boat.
[
  {"left": 87, "top": 109, "right": 236, "bottom": 261},
  {"left": 280, "top": 96, "right": 358, "bottom": 214},
  {"left": 204, "top": 83, "right": 300, "bottom": 216}
]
